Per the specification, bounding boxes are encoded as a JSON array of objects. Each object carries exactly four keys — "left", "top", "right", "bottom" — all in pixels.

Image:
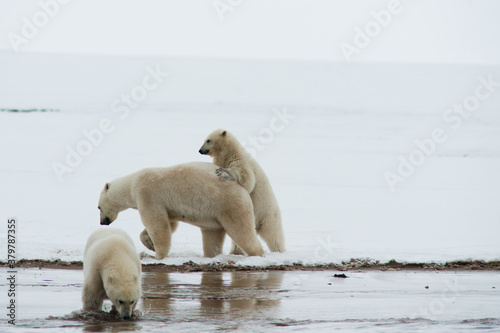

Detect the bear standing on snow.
[
  {"left": 98, "top": 162, "right": 264, "bottom": 259},
  {"left": 82, "top": 228, "right": 141, "bottom": 319},
  {"left": 199, "top": 129, "right": 286, "bottom": 254}
]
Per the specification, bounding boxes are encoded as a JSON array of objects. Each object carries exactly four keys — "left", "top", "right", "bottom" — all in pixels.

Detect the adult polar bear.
[
  {"left": 199, "top": 129, "right": 286, "bottom": 254},
  {"left": 98, "top": 162, "right": 264, "bottom": 259}
]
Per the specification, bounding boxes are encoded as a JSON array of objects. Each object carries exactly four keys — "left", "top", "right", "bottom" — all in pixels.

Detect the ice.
[
  {"left": 0, "top": 102, "right": 499, "bottom": 265},
  {"left": 0, "top": 46, "right": 499, "bottom": 267}
]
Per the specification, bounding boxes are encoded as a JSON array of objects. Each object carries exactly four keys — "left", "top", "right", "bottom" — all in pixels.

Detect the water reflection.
[
  {"left": 141, "top": 271, "right": 283, "bottom": 319},
  {"left": 82, "top": 320, "right": 142, "bottom": 332}
]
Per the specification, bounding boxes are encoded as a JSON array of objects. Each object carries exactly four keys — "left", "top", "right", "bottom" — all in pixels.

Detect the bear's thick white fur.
[
  {"left": 82, "top": 228, "right": 141, "bottom": 319},
  {"left": 98, "top": 162, "right": 264, "bottom": 259},
  {"left": 199, "top": 129, "right": 286, "bottom": 254}
]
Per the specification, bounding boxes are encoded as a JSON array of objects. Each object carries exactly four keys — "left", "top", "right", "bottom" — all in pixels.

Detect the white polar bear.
[
  {"left": 82, "top": 228, "right": 141, "bottom": 319},
  {"left": 199, "top": 129, "right": 286, "bottom": 254},
  {"left": 97, "top": 162, "right": 264, "bottom": 259}
]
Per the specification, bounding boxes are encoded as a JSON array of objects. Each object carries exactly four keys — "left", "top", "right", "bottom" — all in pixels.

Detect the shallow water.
[{"left": 1, "top": 268, "right": 499, "bottom": 332}]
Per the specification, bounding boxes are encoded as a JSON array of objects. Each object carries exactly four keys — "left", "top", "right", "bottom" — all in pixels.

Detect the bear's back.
[
  {"left": 134, "top": 162, "right": 251, "bottom": 206},
  {"left": 84, "top": 228, "right": 139, "bottom": 272}
]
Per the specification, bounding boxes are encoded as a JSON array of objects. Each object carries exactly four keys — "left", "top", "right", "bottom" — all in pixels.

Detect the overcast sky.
[{"left": 0, "top": 0, "right": 499, "bottom": 64}]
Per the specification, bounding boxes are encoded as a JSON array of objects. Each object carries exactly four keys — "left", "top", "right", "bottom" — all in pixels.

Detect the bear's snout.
[
  {"left": 199, "top": 148, "right": 209, "bottom": 155},
  {"left": 101, "top": 217, "right": 111, "bottom": 225},
  {"left": 122, "top": 314, "right": 131, "bottom": 320}
]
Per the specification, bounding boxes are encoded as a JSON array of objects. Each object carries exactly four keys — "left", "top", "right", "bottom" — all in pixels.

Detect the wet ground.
[{"left": 1, "top": 268, "right": 499, "bottom": 332}]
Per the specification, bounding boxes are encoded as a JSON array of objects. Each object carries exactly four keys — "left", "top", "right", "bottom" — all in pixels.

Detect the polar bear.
[
  {"left": 98, "top": 162, "right": 264, "bottom": 259},
  {"left": 82, "top": 228, "right": 141, "bottom": 319},
  {"left": 199, "top": 129, "right": 286, "bottom": 254}
]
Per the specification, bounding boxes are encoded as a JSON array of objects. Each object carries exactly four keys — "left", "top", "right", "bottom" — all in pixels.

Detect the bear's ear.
[
  {"left": 221, "top": 130, "right": 227, "bottom": 137},
  {"left": 105, "top": 183, "right": 110, "bottom": 191}
]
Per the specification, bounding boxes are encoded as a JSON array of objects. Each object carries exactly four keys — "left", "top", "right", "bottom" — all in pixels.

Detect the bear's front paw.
[
  {"left": 139, "top": 251, "right": 155, "bottom": 259},
  {"left": 216, "top": 168, "right": 232, "bottom": 181},
  {"left": 143, "top": 238, "right": 155, "bottom": 252},
  {"left": 155, "top": 254, "right": 167, "bottom": 260},
  {"left": 140, "top": 229, "right": 155, "bottom": 252}
]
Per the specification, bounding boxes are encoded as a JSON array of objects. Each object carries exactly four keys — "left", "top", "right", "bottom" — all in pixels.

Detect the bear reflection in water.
[{"left": 141, "top": 271, "right": 283, "bottom": 318}]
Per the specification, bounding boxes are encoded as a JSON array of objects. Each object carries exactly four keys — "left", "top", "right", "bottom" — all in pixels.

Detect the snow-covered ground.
[{"left": 1, "top": 63, "right": 499, "bottom": 265}]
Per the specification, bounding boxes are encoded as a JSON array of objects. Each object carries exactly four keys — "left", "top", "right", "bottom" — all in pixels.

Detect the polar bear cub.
[
  {"left": 199, "top": 129, "right": 286, "bottom": 254},
  {"left": 82, "top": 228, "right": 141, "bottom": 319}
]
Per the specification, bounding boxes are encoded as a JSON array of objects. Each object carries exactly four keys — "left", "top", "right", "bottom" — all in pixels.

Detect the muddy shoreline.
[{"left": 2, "top": 258, "right": 500, "bottom": 272}]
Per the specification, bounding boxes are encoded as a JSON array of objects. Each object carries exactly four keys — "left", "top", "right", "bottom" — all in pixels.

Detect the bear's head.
[
  {"left": 105, "top": 274, "right": 141, "bottom": 320},
  {"left": 198, "top": 129, "right": 227, "bottom": 156},
  {"left": 98, "top": 183, "right": 121, "bottom": 225}
]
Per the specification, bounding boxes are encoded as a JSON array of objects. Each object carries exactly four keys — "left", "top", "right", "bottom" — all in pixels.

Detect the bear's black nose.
[
  {"left": 199, "top": 149, "right": 209, "bottom": 155},
  {"left": 101, "top": 217, "right": 111, "bottom": 225},
  {"left": 123, "top": 314, "right": 131, "bottom": 320}
]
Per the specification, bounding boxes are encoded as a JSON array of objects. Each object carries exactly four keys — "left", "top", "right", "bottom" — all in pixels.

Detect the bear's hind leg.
[
  {"left": 219, "top": 209, "right": 264, "bottom": 257},
  {"left": 170, "top": 221, "right": 179, "bottom": 233},
  {"left": 229, "top": 241, "right": 245, "bottom": 255},
  {"left": 257, "top": 214, "right": 286, "bottom": 253},
  {"left": 201, "top": 228, "right": 226, "bottom": 257}
]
